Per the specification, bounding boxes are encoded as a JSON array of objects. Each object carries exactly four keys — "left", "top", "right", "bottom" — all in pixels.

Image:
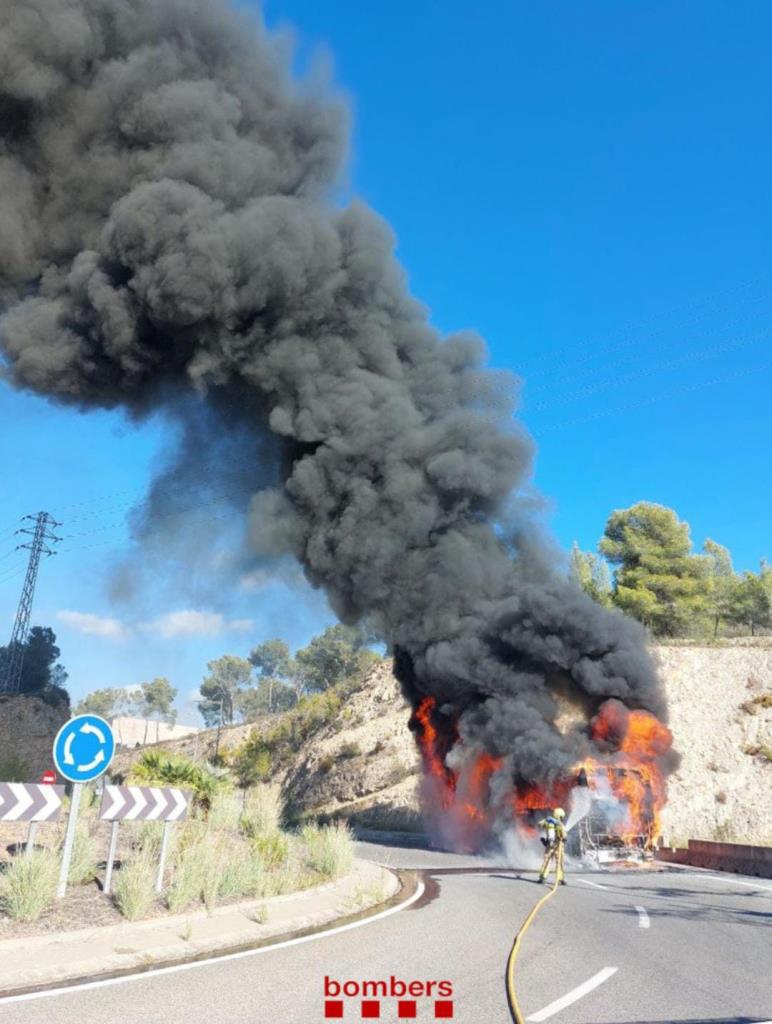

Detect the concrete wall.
[
  {"left": 0, "top": 695, "right": 69, "bottom": 781},
  {"left": 659, "top": 839, "right": 772, "bottom": 877}
]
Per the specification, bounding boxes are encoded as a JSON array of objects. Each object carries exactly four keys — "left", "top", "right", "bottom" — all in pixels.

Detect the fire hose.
[{"left": 504, "top": 842, "right": 565, "bottom": 1024}]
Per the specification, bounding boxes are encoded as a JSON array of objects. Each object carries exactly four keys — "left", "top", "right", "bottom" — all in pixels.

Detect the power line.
[{"left": 0, "top": 512, "right": 62, "bottom": 695}]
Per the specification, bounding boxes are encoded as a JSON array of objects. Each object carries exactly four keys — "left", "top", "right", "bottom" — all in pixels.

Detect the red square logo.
[
  {"left": 398, "top": 1000, "right": 417, "bottom": 1018},
  {"left": 324, "top": 1001, "right": 344, "bottom": 1019},
  {"left": 435, "top": 1000, "right": 454, "bottom": 1019},
  {"left": 361, "top": 1001, "right": 380, "bottom": 1018}
]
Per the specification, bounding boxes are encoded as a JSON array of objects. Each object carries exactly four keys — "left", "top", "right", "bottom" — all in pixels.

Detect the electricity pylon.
[{"left": 1, "top": 512, "right": 61, "bottom": 695}]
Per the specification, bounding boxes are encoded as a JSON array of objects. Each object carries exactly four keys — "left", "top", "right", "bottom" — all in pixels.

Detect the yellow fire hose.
[{"left": 505, "top": 842, "right": 565, "bottom": 1024}]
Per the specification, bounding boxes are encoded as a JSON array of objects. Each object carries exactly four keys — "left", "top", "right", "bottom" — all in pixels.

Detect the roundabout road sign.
[{"left": 53, "top": 714, "right": 115, "bottom": 784}]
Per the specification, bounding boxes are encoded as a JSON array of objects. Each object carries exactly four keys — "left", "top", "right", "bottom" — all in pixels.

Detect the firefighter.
[{"left": 537, "top": 807, "right": 566, "bottom": 885}]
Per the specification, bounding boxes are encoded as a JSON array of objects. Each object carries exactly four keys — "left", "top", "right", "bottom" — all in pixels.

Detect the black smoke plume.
[{"left": 0, "top": 0, "right": 670, "bottom": 818}]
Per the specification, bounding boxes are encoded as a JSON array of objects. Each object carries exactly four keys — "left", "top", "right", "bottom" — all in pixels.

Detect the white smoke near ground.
[
  {"left": 500, "top": 826, "right": 543, "bottom": 871},
  {"left": 564, "top": 785, "right": 592, "bottom": 832}
]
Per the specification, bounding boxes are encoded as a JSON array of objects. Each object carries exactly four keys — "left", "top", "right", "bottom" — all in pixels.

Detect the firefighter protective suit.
[{"left": 537, "top": 808, "right": 566, "bottom": 885}]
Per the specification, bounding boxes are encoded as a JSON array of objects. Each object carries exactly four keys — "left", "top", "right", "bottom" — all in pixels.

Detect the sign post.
[
  {"left": 99, "top": 784, "right": 190, "bottom": 895},
  {"left": 57, "top": 782, "right": 83, "bottom": 898},
  {"left": 156, "top": 821, "right": 171, "bottom": 894},
  {"left": 103, "top": 820, "right": 120, "bottom": 895},
  {"left": 53, "top": 714, "right": 115, "bottom": 899},
  {"left": 25, "top": 822, "right": 38, "bottom": 858}
]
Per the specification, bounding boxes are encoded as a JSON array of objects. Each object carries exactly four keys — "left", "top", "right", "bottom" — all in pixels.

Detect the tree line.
[
  {"left": 75, "top": 623, "right": 377, "bottom": 728},
  {"left": 0, "top": 627, "right": 69, "bottom": 708},
  {"left": 570, "top": 501, "right": 771, "bottom": 638}
]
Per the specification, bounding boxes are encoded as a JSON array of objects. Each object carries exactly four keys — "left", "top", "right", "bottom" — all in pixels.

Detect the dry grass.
[
  {"left": 338, "top": 878, "right": 390, "bottom": 915},
  {"left": 300, "top": 822, "right": 355, "bottom": 879},
  {"left": 0, "top": 850, "right": 59, "bottom": 922},
  {"left": 208, "top": 792, "right": 242, "bottom": 833},
  {"left": 240, "top": 785, "right": 283, "bottom": 838},
  {"left": 113, "top": 851, "right": 157, "bottom": 921},
  {"left": 66, "top": 823, "right": 100, "bottom": 885},
  {"left": 219, "top": 841, "right": 264, "bottom": 900}
]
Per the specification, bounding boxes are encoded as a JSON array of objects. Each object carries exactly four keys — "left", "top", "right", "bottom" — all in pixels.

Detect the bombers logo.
[{"left": 324, "top": 975, "right": 454, "bottom": 1019}]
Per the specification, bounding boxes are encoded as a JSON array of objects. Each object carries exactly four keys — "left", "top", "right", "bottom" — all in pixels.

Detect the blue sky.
[{"left": 1, "top": 1, "right": 770, "bottom": 721}]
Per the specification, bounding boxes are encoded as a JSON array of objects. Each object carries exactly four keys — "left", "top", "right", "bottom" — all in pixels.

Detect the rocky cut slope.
[
  {"left": 281, "top": 643, "right": 772, "bottom": 845},
  {"left": 113, "top": 644, "right": 772, "bottom": 845}
]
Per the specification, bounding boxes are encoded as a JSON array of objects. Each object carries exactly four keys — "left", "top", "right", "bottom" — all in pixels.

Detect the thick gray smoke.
[{"left": 0, "top": 0, "right": 669, "bottom": 799}]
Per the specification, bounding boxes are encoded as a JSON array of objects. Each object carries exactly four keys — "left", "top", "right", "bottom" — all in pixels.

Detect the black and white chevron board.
[
  {"left": 0, "top": 782, "right": 64, "bottom": 822},
  {"left": 99, "top": 784, "right": 189, "bottom": 822}
]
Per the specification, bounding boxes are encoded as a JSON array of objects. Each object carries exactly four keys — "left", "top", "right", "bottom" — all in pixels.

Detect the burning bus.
[{"left": 410, "top": 693, "right": 673, "bottom": 862}]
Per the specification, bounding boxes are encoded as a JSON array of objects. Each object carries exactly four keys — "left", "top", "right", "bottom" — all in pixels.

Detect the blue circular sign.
[{"left": 53, "top": 714, "right": 115, "bottom": 783}]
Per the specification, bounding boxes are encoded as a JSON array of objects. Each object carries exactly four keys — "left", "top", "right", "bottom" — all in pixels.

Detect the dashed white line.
[
  {"left": 526, "top": 966, "right": 618, "bottom": 1022},
  {"left": 634, "top": 904, "right": 650, "bottom": 928},
  {"left": 575, "top": 878, "right": 607, "bottom": 890}
]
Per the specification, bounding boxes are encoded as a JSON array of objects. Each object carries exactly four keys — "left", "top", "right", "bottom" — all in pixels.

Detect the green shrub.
[
  {"left": 0, "top": 754, "right": 30, "bottom": 783},
  {"left": 301, "top": 822, "right": 355, "bottom": 879},
  {"left": 0, "top": 850, "right": 58, "bottom": 921},
  {"left": 236, "top": 685, "right": 357, "bottom": 780},
  {"left": 129, "top": 750, "right": 228, "bottom": 811},
  {"left": 114, "top": 852, "right": 156, "bottom": 921},
  {"left": 339, "top": 742, "right": 361, "bottom": 760},
  {"left": 251, "top": 831, "right": 290, "bottom": 870}
]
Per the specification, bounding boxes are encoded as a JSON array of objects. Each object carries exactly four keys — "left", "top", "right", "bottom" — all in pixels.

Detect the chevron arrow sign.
[
  {"left": 99, "top": 785, "right": 190, "bottom": 822},
  {"left": 0, "top": 783, "right": 65, "bottom": 822}
]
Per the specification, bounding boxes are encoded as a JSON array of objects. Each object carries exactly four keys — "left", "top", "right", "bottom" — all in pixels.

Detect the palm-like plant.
[{"left": 128, "top": 750, "right": 229, "bottom": 811}]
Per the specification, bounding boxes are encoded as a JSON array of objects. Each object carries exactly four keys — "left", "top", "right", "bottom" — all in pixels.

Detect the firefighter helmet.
[{"left": 553, "top": 807, "right": 566, "bottom": 819}]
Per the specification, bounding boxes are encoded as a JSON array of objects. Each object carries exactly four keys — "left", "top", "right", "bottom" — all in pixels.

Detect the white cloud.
[
  {"left": 57, "top": 610, "right": 127, "bottom": 639},
  {"left": 239, "top": 569, "right": 272, "bottom": 592},
  {"left": 228, "top": 618, "right": 254, "bottom": 633},
  {"left": 139, "top": 610, "right": 254, "bottom": 639},
  {"left": 238, "top": 563, "right": 304, "bottom": 592}
]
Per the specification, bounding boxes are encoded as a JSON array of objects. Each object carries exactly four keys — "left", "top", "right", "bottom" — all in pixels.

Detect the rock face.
[
  {"left": 656, "top": 643, "right": 772, "bottom": 846},
  {"left": 283, "top": 644, "right": 772, "bottom": 845},
  {"left": 0, "top": 695, "right": 69, "bottom": 781},
  {"left": 282, "top": 661, "right": 421, "bottom": 830}
]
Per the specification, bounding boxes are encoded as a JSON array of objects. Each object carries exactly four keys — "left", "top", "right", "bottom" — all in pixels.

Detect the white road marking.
[
  {"left": 526, "top": 966, "right": 618, "bottom": 1022},
  {"left": 575, "top": 878, "right": 607, "bottom": 889},
  {"left": 0, "top": 881, "right": 425, "bottom": 1006},
  {"left": 634, "top": 904, "right": 650, "bottom": 928},
  {"left": 703, "top": 876, "right": 772, "bottom": 893}
]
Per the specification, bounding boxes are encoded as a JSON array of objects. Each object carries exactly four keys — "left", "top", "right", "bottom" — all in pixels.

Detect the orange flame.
[
  {"left": 412, "top": 698, "right": 504, "bottom": 848},
  {"left": 582, "top": 699, "right": 673, "bottom": 847},
  {"left": 412, "top": 693, "right": 672, "bottom": 853}
]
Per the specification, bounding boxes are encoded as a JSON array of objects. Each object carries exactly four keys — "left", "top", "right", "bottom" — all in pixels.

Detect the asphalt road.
[{"left": 2, "top": 841, "right": 770, "bottom": 1024}]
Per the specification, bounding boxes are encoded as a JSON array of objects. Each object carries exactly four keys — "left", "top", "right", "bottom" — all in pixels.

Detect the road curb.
[{"left": 0, "top": 863, "right": 417, "bottom": 999}]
